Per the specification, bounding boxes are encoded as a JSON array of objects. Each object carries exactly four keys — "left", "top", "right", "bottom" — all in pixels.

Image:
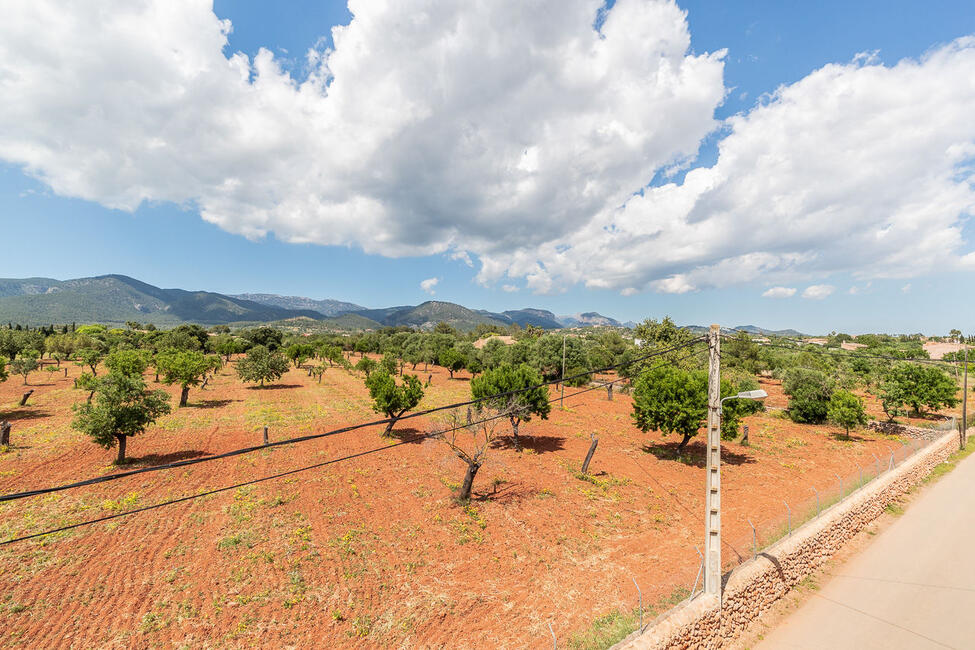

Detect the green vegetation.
[
  {"left": 155, "top": 349, "right": 216, "bottom": 406},
  {"left": 364, "top": 370, "right": 424, "bottom": 436},
  {"left": 470, "top": 363, "right": 551, "bottom": 450},
  {"left": 631, "top": 365, "right": 752, "bottom": 453},
  {"left": 236, "top": 345, "right": 290, "bottom": 387},
  {"left": 71, "top": 372, "right": 172, "bottom": 463},
  {"left": 827, "top": 390, "right": 867, "bottom": 439}
]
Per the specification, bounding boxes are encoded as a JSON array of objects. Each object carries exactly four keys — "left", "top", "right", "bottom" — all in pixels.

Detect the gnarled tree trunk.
[
  {"left": 510, "top": 417, "right": 521, "bottom": 451},
  {"left": 179, "top": 386, "right": 190, "bottom": 407},
  {"left": 115, "top": 434, "right": 128, "bottom": 464},
  {"left": 458, "top": 460, "right": 482, "bottom": 501}
]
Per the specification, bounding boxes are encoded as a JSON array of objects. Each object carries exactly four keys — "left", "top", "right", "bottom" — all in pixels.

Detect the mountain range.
[{"left": 0, "top": 274, "right": 629, "bottom": 331}]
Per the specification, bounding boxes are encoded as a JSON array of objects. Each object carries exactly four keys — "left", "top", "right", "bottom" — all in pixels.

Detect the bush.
[{"left": 782, "top": 368, "right": 834, "bottom": 424}]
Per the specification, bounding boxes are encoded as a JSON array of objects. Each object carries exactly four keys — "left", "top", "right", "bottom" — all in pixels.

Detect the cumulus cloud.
[
  {"left": 0, "top": 0, "right": 723, "bottom": 259},
  {"left": 802, "top": 284, "right": 834, "bottom": 300},
  {"left": 420, "top": 277, "right": 439, "bottom": 295},
  {"left": 762, "top": 286, "right": 796, "bottom": 299},
  {"left": 476, "top": 38, "right": 975, "bottom": 293},
  {"left": 501, "top": 284, "right": 519, "bottom": 293},
  {"left": 1, "top": 1, "right": 973, "bottom": 296}
]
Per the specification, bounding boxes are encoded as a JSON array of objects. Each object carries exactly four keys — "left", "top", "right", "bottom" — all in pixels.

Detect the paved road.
[{"left": 757, "top": 450, "right": 975, "bottom": 650}]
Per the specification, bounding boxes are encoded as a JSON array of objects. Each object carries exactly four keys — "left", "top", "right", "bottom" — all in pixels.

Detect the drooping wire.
[
  {"left": 0, "top": 342, "right": 708, "bottom": 546},
  {"left": 0, "top": 338, "right": 704, "bottom": 504}
]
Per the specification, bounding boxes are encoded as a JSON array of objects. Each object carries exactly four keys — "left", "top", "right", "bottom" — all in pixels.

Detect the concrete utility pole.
[
  {"left": 560, "top": 335, "right": 566, "bottom": 409},
  {"left": 963, "top": 346, "right": 968, "bottom": 450},
  {"left": 704, "top": 324, "right": 722, "bottom": 598}
]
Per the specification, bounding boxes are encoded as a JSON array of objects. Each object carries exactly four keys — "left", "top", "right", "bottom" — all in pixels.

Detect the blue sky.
[{"left": 1, "top": 1, "right": 973, "bottom": 334}]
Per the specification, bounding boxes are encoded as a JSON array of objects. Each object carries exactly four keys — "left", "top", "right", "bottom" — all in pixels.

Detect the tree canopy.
[
  {"left": 364, "top": 370, "right": 424, "bottom": 436},
  {"left": 470, "top": 363, "right": 551, "bottom": 450},
  {"left": 71, "top": 372, "right": 171, "bottom": 463},
  {"left": 236, "top": 345, "right": 290, "bottom": 387}
]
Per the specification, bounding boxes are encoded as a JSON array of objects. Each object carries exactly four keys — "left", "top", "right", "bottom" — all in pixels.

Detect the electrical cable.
[
  {"left": 0, "top": 342, "right": 709, "bottom": 546},
  {"left": 0, "top": 337, "right": 704, "bottom": 504}
]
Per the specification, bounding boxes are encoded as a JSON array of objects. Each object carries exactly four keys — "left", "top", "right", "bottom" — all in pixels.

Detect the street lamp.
[{"left": 719, "top": 389, "right": 768, "bottom": 413}]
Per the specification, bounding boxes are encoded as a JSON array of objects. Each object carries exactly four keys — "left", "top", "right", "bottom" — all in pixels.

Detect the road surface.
[{"left": 757, "top": 450, "right": 975, "bottom": 650}]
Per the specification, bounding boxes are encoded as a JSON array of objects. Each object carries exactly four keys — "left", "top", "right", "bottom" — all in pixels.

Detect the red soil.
[{"left": 0, "top": 359, "right": 964, "bottom": 648}]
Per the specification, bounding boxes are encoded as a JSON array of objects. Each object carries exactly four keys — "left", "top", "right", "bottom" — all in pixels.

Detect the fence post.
[
  {"left": 549, "top": 622, "right": 556, "bottom": 649},
  {"left": 742, "top": 424, "right": 750, "bottom": 447},
  {"left": 0, "top": 421, "right": 10, "bottom": 447},
  {"left": 607, "top": 382, "right": 613, "bottom": 401},
  {"left": 263, "top": 425, "right": 269, "bottom": 446},
  {"left": 889, "top": 450, "right": 895, "bottom": 471},
  {"left": 580, "top": 435, "right": 598, "bottom": 475},
  {"left": 783, "top": 501, "right": 791, "bottom": 536},
  {"left": 748, "top": 518, "right": 756, "bottom": 558},
  {"left": 632, "top": 577, "right": 643, "bottom": 630},
  {"left": 871, "top": 452, "right": 880, "bottom": 477}
]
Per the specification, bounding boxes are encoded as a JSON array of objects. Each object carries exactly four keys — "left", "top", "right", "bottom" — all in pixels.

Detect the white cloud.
[
  {"left": 0, "top": 0, "right": 723, "bottom": 260},
  {"left": 1, "top": 2, "right": 973, "bottom": 297},
  {"left": 420, "top": 277, "right": 439, "bottom": 295},
  {"left": 802, "top": 284, "right": 835, "bottom": 300},
  {"left": 901, "top": 283, "right": 912, "bottom": 293},
  {"left": 501, "top": 284, "right": 519, "bottom": 293},
  {"left": 475, "top": 38, "right": 975, "bottom": 293},
  {"left": 762, "top": 286, "right": 796, "bottom": 299},
  {"left": 449, "top": 251, "right": 473, "bottom": 268}
]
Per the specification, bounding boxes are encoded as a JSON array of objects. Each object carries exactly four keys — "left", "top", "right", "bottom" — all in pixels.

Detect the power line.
[
  {"left": 0, "top": 338, "right": 704, "bottom": 504},
  {"left": 1, "top": 344, "right": 706, "bottom": 546},
  {"left": 721, "top": 332, "right": 958, "bottom": 367}
]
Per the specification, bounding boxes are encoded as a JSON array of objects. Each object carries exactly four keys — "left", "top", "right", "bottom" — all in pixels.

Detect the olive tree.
[
  {"left": 71, "top": 372, "right": 171, "bottom": 464},
  {"left": 879, "top": 364, "right": 958, "bottom": 417},
  {"left": 155, "top": 349, "right": 213, "bottom": 406},
  {"left": 74, "top": 347, "right": 104, "bottom": 376},
  {"left": 105, "top": 349, "right": 150, "bottom": 378},
  {"left": 433, "top": 408, "right": 504, "bottom": 501},
  {"left": 9, "top": 350, "right": 39, "bottom": 385},
  {"left": 470, "top": 363, "right": 550, "bottom": 451},
  {"left": 827, "top": 390, "right": 868, "bottom": 439},
  {"left": 236, "top": 345, "right": 290, "bottom": 387},
  {"left": 365, "top": 369, "right": 424, "bottom": 436},
  {"left": 631, "top": 365, "right": 747, "bottom": 455},
  {"left": 438, "top": 348, "right": 465, "bottom": 379},
  {"left": 782, "top": 368, "right": 834, "bottom": 424}
]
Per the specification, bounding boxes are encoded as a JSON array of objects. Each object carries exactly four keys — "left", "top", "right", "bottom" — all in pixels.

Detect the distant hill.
[
  {"left": 0, "top": 275, "right": 323, "bottom": 326},
  {"left": 234, "top": 293, "right": 364, "bottom": 317},
  {"left": 353, "top": 301, "right": 510, "bottom": 331},
  {"left": 558, "top": 312, "right": 622, "bottom": 328},
  {"left": 732, "top": 324, "right": 805, "bottom": 337},
  {"left": 682, "top": 324, "right": 806, "bottom": 337},
  {"left": 0, "top": 274, "right": 631, "bottom": 332}
]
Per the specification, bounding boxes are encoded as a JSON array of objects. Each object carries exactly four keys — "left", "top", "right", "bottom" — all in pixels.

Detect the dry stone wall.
[
  {"left": 866, "top": 419, "right": 952, "bottom": 441},
  {"left": 616, "top": 429, "right": 964, "bottom": 650}
]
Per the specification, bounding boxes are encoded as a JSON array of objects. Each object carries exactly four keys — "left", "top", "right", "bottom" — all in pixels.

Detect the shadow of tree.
[
  {"left": 132, "top": 450, "right": 209, "bottom": 466},
  {"left": 641, "top": 439, "right": 756, "bottom": 466},
  {"left": 492, "top": 434, "right": 566, "bottom": 454},
  {"left": 245, "top": 384, "right": 302, "bottom": 391},
  {"left": 828, "top": 431, "right": 869, "bottom": 442},
  {"left": 0, "top": 409, "right": 52, "bottom": 423},
  {"left": 194, "top": 399, "right": 239, "bottom": 409},
  {"left": 388, "top": 427, "right": 425, "bottom": 443},
  {"left": 471, "top": 482, "right": 533, "bottom": 504}
]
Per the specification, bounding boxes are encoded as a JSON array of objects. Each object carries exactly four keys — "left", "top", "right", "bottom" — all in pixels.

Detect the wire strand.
[
  {"left": 0, "top": 337, "right": 704, "bottom": 504},
  {"left": 0, "top": 343, "right": 708, "bottom": 546}
]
